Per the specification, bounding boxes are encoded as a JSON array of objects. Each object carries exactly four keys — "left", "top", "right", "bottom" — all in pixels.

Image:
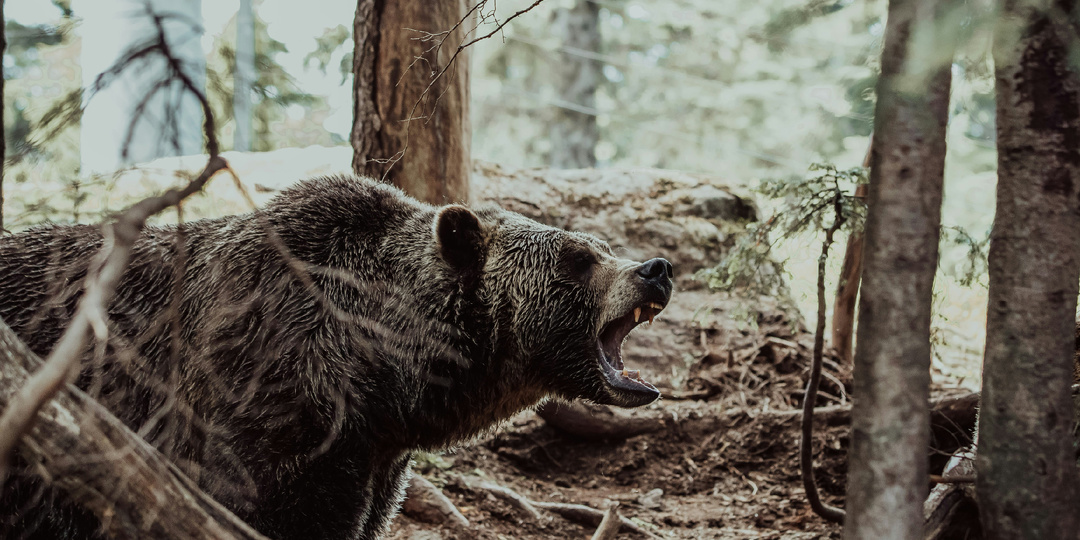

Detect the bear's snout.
[{"left": 635, "top": 257, "right": 674, "bottom": 300}]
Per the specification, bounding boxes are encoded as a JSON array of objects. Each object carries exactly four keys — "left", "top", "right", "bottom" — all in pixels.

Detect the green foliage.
[
  {"left": 700, "top": 163, "right": 867, "bottom": 297},
  {"left": 304, "top": 24, "right": 352, "bottom": 83},
  {"left": 941, "top": 225, "right": 989, "bottom": 288}
]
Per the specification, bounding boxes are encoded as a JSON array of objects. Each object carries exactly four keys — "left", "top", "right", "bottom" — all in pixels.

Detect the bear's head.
[{"left": 434, "top": 204, "right": 673, "bottom": 409}]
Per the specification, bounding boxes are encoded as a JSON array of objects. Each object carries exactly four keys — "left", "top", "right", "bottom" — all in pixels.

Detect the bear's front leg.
[
  {"left": 248, "top": 449, "right": 376, "bottom": 540},
  {"left": 354, "top": 453, "right": 411, "bottom": 540}
]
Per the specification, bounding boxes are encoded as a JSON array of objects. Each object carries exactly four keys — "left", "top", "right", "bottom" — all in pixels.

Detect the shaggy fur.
[{"left": 0, "top": 175, "right": 672, "bottom": 540}]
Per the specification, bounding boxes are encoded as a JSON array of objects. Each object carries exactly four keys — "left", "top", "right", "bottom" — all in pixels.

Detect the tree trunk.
[
  {"left": 549, "top": 0, "right": 600, "bottom": 169},
  {"left": 844, "top": 0, "right": 952, "bottom": 536},
  {"left": 351, "top": 0, "right": 472, "bottom": 204},
  {"left": 1, "top": 0, "right": 5, "bottom": 233},
  {"left": 975, "top": 0, "right": 1080, "bottom": 536},
  {"left": 830, "top": 192, "right": 864, "bottom": 364},
  {"left": 0, "top": 319, "right": 268, "bottom": 540},
  {"left": 233, "top": 0, "right": 255, "bottom": 152},
  {"left": 830, "top": 142, "right": 872, "bottom": 364}
]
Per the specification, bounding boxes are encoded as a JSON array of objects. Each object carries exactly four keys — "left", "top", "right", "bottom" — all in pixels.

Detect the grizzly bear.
[{"left": 0, "top": 175, "right": 673, "bottom": 540}]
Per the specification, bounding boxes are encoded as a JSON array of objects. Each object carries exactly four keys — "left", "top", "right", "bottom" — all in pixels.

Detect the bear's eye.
[{"left": 565, "top": 250, "right": 598, "bottom": 279}]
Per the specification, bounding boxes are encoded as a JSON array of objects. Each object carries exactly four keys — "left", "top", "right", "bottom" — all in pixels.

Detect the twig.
[{"left": 591, "top": 502, "right": 621, "bottom": 540}]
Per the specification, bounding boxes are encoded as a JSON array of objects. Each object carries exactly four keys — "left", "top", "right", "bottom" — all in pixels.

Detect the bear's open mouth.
[{"left": 596, "top": 301, "right": 665, "bottom": 404}]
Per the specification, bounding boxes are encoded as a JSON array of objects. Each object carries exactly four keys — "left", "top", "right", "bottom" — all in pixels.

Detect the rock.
[{"left": 637, "top": 488, "right": 664, "bottom": 511}]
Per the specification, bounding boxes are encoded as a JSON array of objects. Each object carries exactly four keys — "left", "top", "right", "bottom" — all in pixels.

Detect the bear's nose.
[{"left": 636, "top": 258, "right": 674, "bottom": 281}]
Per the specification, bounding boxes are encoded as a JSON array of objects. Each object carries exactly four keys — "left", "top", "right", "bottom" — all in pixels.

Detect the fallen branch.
[
  {"left": 590, "top": 502, "right": 621, "bottom": 540},
  {"left": 0, "top": 319, "right": 267, "bottom": 540},
  {"left": 0, "top": 3, "right": 227, "bottom": 482},
  {"left": 465, "top": 478, "right": 661, "bottom": 538},
  {"left": 532, "top": 500, "right": 661, "bottom": 539},
  {"left": 0, "top": 156, "right": 227, "bottom": 482}
]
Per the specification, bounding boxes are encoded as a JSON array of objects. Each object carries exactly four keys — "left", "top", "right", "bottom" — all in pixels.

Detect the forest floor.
[{"left": 388, "top": 323, "right": 860, "bottom": 539}]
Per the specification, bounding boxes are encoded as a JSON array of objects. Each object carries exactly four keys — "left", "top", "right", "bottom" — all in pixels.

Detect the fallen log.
[{"left": 540, "top": 392, "right": 979, "bottom": 447}]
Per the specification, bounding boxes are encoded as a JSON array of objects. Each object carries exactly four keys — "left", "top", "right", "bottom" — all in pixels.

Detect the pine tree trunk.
[
  {"left": 975, "top": 0, "right": 1080, "bottom": 536},
  {"left": 843, "top": 0, "right": 952, "bottom": 536},
  {"left": 351, "top": 0, "right": 472, "bottom": 204},
  {"left": 549, "top": 0, "right": 599, "bottom": 169}
]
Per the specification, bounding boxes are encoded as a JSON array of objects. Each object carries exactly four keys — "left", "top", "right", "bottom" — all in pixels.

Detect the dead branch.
[
  {"left": 0, "top": 319, "right": 267, "bottom": 540},
  {"left": 0, "top": 2, "right": 226, "bottom": 487},
  {"left": 402, "top": 474, "right": 470, "bottom": 527},
  {"left": 590, "top": 502, "right": 621, "bottom": 540}
]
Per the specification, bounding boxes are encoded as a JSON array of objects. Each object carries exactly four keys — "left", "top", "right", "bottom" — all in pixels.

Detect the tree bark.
[
  {"left": 0, "top": 319, "right": 268, "bottom": 540},
  {"left": 975, "top": 0, "right": 1080, "bottom": 536},
  {"left": 351, "top": 0, "right": 472, "bottom": 204},
  {"left": 549, "top": 0, "right": 600, "bottom": 169},
  {"left": 844, "top": 0, "right": 952, "bottom": 536}
]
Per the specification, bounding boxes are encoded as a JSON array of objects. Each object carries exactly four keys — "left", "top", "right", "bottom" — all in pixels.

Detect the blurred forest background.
[{"left": 3, "top": 0, "right": 995, "bottom": 386}]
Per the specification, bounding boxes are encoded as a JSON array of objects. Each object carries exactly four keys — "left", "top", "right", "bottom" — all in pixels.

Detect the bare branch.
[{"left": 0, "top": 2, "right": 226, "bottom": 484}]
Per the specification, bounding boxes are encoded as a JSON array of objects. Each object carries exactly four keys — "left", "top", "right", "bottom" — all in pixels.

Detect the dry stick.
[
  {"left": 590, "top": 502, "right": 621, "bottom": 540},
  {"left": 799, "top": 193, "right": 847, "bottom": 523},
  {"left": 0, "top": 4, "right": 226, "bottom": 483}
]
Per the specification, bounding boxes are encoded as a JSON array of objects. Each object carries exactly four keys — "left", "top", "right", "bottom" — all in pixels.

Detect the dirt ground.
[{"left": 388, "top": 321, "right": 855, "bottom": 540}]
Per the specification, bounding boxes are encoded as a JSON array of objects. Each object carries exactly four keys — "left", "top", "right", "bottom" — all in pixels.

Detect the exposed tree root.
[{"left": 402, "top": 475, "right": 469, "bottom": 527}]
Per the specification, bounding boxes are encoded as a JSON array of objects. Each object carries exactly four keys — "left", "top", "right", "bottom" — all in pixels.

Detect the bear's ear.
[{"left": 434, "top": 205, "right": 486, "bottom": 275}]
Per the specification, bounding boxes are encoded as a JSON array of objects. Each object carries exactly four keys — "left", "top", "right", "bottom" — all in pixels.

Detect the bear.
[{"left": 0, "top": 174, "right": 673, "bottom": 540}]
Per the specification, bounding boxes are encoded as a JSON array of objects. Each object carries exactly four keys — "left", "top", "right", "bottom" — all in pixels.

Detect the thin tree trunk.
[
  {"left": 1, "top": 0, "right": 6, "bottom": 233},
  {"left": 351, "top": 0, "right": 472, "bottom": 204},
  {"left": 830, "top": 142, "right": 872, "bottom": 364},
  {"left": 0, "top": 319, "right": 268, "bottom": 540},
  {"left": 549, "top": 0, "right": 599, "bottom": 169},
  {"left": 233, "top": 0, "right": 255, "bottom": 152},
  {"left": 975, "top": 0, "right": 1080, "bottom": 536},
  {"left": 843, "top": 0, "right": 952, "bottom": 536}
]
